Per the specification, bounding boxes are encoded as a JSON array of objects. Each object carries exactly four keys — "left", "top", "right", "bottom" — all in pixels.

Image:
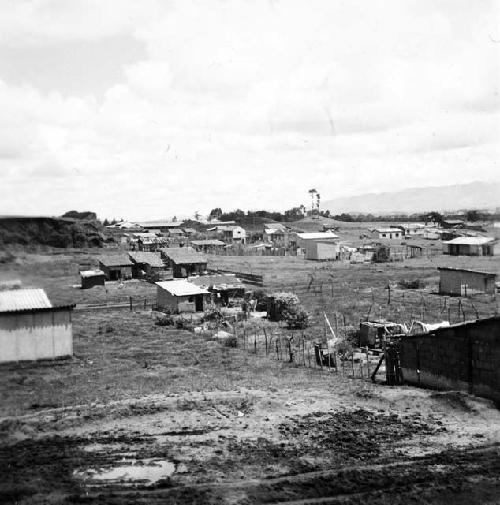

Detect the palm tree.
[{"left": 308, "top": 189, "right": 317, "bottom": 218}]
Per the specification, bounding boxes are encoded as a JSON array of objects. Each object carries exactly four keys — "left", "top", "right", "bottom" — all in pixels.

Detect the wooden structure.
[
  {"left": 189, "top": 274, "right": 245, "bottom": 306},
  {"left": 438, "top": 267, "right": 497, "bottom": 296},
  {"left": 155, "top": 280, "right": 209, "bottom": 313},
  {"left": 190, "top": 239, "right": 226, "bottom": 253},
  {"left": 98, "top": 255, "right": 133, "bottom": 281},
  {"left": 80, "top": 270, "right": 105, "bottom": 289},
  {"left": 160, "top": 247, "right": 207, "bottom": 278},
  {"left": 0, "top": 288, "right": 74, "bottom": 363},
  {"left": 442, "top": 237, "right": 495, "bottom": 256},
  {"left": 128, "top": 251, "right": 166, "bottom": 279}
]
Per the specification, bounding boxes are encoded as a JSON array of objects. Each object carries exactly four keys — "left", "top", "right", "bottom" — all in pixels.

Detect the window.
[
  {"left": 188, "top": 296, "right": 194, "bottom": 302},
  {"left": 382, "top": 233, "right": 386, "bottom": 237}
]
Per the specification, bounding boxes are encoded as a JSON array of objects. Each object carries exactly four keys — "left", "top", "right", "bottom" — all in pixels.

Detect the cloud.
[{"left": 0, "top": 0, "right": 499, "bottom": 219}]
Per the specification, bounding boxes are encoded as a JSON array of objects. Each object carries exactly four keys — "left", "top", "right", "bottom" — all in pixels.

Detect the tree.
[
  {"left": 425, "top": 211, "right": 443, "bottom": 225},
  {"left": 193, "top": 211, "right": 201, "bottom": 221},
  {"left": 209, "top": 208, "right": 223, "bottom": 221},
  {"left": 316, "top": 193, "right": 321, "bottom": 219},
  {"left": 308, "top": 189, "right": 317, "bottom": 218},
  {"left": 466, "top": 210, "right": 482, "bottom": 222}
]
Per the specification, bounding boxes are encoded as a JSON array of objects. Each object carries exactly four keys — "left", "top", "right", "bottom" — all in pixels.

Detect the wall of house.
[
  {"left": 99, "top": 263, "right": 132, "bottom": 280},
  {"left": 305, "top": 241, "right": 339, "bottom": 260},
  {"left": 398, "top": 317, "right": 500, "bottom": 403},
  {"left": 439, "top": 270, "right": 496, "bottom": 296},
  {"left": 0, "top": 310, "right": 73, "bottom": 363},
  {"left": 81, "top": 275, "right": 105, "bottom": 289},
  {"left": 157, "top": 286, "right": 178, "bottom": 311},
  {"left": 173, "top": 262, "right": 206, "bottom": 278}
]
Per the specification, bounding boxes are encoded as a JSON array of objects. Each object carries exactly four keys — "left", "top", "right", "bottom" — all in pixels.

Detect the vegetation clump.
[{"left": 268, "top": 292, "right": 309, "bottom": 329}]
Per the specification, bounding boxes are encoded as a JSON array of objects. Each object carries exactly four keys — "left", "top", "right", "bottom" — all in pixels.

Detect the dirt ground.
[{"left": 1, "top": 251, "right": 500, "bottom": 504}]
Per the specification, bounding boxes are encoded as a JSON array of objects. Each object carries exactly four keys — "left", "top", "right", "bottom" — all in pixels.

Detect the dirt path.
[{"left": 2, "top": 384, "right": 500, "bottom": 504}]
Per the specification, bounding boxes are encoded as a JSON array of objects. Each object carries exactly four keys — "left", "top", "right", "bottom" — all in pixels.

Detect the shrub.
[
  {"left": 175, "top": 318, "right": 194, "bottom": 331},
  {"left": 223, "top": 335, "right": 238, "bottom": 348},
  {"left": 268, "top": 292, "right": 309, "bottom": 329},
  {"left": 398, "top": 278, "right": 425, "bottom": 289},
  {"left": 156, "top": 315, "right": 174, "bottom": 327}
]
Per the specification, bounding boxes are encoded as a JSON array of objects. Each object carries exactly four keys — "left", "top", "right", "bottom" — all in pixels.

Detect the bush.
[
  {"left": 223, "top": 336, "right": 238, "bottom": 348},
  {"left": 175, "top": 318, "right": 194, "bottom": 331},
  {"left": 398, "top": 278, "right": 426, "bottom": 289},
  {"left": 284, "top": 306, "right": 309, "bottom": 329},
  {"left": 155, "top": 315, "right": 174, "bottom": 327},
  {"left": 268, "top": 292, "right": 309, "bottom": 329},
  {"left": 203, "top": 307, "right": 225, "bottom": 324}
]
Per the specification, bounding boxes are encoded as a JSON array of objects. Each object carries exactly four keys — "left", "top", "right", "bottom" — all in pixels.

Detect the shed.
[
  {"left": 0, "top": 288, "right": 74, "bottom": 363},
  {"left": 359, "top": 320, "right": 407, "bottom": 347},
  {"left": 190, "top": 239, "right": 226, "bottom": 253},
  {"left": 371, "top": 228, "right": 403, "bottom": 240},
  {"left": 295, "top": 232, "right": 338, "bottom": 251},
  {"left": 160, "top": 247, "right": 207, "bottom": 278},
  {"left": 442, "top": 237, "right": 495, "bottom": 256},
  {"left": 80, "top": 270, "right": 105, "bottom": 289},
  {"left": 305, "top": 240, "right": 340, "bottom": 260},
  {"left": 128, "top": 251, "right": 165, "bottom": 278},
  {"left": 190, "top": 274, "right": 245, "bottom": 305},
  {"left": 438, "top": 267, "right": 497, "bottom": 296},
  {"left": 98, "top": 255, "right": 133, "bottom": 280},
  {"left": 155, "top": 280, "right": 209, "bottom": 313}
]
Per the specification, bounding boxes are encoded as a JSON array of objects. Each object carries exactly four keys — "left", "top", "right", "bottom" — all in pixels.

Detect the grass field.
[{"left": 1, "top": 249, "right": 500, "bottom": 504}]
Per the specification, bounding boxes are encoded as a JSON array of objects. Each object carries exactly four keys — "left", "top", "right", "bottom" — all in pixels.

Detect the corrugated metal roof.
[
  {"left": 296, "top": 232, "right": 339, "bottom": 240},
  {"left": 0, "top": 288, "right": 52, "bottom": 312},
  {"left": 156, "top": 280, "right": 209, "bottom": 296},
  {"left": 373, "top": 228, "right": 402, "bottom": 234},
  {"left": 443, "top": 237, "right": 494, "bottom": 245},
  {"left": 189, "top": 274, "right": 244, "bottom": 289},
  {"left": 80, "top": 270, "right": 105, "bottom": 278},
  {"left": 128, "top": 252, "right": 165, "bottom": 268}
]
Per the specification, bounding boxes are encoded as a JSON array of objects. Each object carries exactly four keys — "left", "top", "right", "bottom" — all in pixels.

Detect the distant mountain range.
[{"left": 322, "top": 181, "right": 500, "bottom": 215}]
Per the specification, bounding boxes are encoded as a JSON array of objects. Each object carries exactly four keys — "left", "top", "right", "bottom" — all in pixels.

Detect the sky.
[{"left": 0, "top": 0, "right": 499, "bottom": 221}]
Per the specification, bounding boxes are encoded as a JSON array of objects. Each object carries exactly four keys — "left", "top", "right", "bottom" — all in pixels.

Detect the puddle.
[{"left": 75, "top": 459, "right": 175, "bottom": 486}]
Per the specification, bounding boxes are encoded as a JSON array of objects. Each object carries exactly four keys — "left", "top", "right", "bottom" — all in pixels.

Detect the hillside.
[
  {"left": 322, "top": 181, "right": 500, "bottom": 215},
  {"left": 0, "top": 216, "right": 104, "bottom": 248}
]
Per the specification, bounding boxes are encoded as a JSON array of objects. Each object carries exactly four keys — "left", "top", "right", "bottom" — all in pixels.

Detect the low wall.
[{"left": 399, "top": 316, "right": 500, "bottom": 403}]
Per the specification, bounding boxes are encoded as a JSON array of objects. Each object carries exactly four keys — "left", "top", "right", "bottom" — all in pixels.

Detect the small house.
[
  {"left": 80, "top": 270, "right": 106, "bottom": 289},
  {"left": 397, "top": 223, "right": 425, "bottom": 237},
  {"left": 128, "top": 252, "right": 167, "bottom": 279},
  {"left": 305, "top": 240, "right": 340, "bottom": 261},
  {"left": 189, "top": 274, "right": 245, "bottom": 306},
  {"left": 98, "top": 255, "right": 133, "bottom": 281},
  {"left": 438, "top": 267, "right": 497, "bottom": 296},
  {"left": 138, "top": 221, "right": 184, "bottom": 233},
  {"left": 217, "top": 225, "right": 247, "bottom": 244},
  {"left": 0, "top": 288, "right": 74, "bottom": 363},
  {"left": 442, "top": 219, "right": 465, "bottom": 229},
  {"left": 295, "top": 232, "right": 338, "bottom": 249},
  {"left": 190, "top": 239, "right": 226, "bottom": 253},
  {"left": 160, "top": 247, "right": 208, "bottom": 278},
  {"left": 371, "top": 228, "right": 403, "bottom": 241},
  {"left": 442, "top": 237, "right": 495, "bottom": 256},
  {"left": 155, "top": 280, "right": 209, "bottom": 313}
]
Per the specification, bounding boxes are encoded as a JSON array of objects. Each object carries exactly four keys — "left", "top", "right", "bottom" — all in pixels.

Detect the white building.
[
  {"left": 0, "top": 288, "right": 74, "bottom": 363},
  {"left": 371, "top": 228, "right": 403, "bottom": 240}
]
